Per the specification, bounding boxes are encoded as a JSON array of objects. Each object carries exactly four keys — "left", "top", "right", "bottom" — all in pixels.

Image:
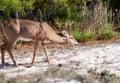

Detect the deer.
[{"left": 0, "top": 18, "right": 78, "bottom": 68}]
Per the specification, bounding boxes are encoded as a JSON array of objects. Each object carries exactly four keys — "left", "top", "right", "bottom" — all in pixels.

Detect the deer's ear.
[{"left": 66, "top": 21, "right": 73, "bottom": 33}]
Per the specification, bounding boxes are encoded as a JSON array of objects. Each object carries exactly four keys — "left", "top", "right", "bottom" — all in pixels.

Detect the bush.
[
  {"left": 98, "top": 25, "right": 116, "bottom": 40},
  {"left": 71, "top": 29, "right": 82, "bottom": 42},
  {"left": 100, "top": 70, "right": 117, "bottom": 83},
  {"left": 83, "top": 30, "right": 95, "bottom": 42},
  {"left": 72, "top": 29, "right": 95, "bottom": 42}
]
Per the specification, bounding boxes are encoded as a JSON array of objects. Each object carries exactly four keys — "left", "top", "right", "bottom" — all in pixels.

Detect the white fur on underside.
[{"left": 19, "top": 36, "right": 34, "bottom": 41}]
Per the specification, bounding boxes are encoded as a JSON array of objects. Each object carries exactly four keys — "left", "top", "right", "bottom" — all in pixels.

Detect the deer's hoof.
[
  {"left": 31, "top": 62, "right": 34, "bottom": 66},
  {"left": 2, "top": 66, "right": 5, "bottom": 69},
  {"left": 48, "top": 61, "right": 51, "bottom": 64},
  {"left": 15, "top": 64, "right": 18, "bottom": 67}
]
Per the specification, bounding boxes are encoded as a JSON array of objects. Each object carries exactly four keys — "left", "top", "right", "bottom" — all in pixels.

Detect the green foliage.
[
  {"left": 0, "top": 0, "right": 84, "bottom": 22},
  {"left": 72, "top": 29, "right": 95, "bottom": 42},
  {"left": 98, "top": 25, "right": 116, "bottom": 40},
  {"left": 0, "top": 0, "right": 22, "bottom": 11},
  {"left": 72, "top": 29, "right": 82, "bottom": 42},
  {"left": 83, "top": 31, "right": 95, "bottom": 42},
  {"left": 0, "top": 0, "right": 117, "bottom": 42},
  {"left": 0, "top": 0, "right": 35, "bottom": 19}
]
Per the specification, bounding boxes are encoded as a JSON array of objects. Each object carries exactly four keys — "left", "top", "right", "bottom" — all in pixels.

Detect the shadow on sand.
[{"left": 0, "top": 63, "right": 15, "bottom": 69}]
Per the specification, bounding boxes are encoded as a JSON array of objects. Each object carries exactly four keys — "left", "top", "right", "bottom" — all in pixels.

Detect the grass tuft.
[
  {"left": 98, "top": 25, "right": 116, "bottom": 40},
  {"left": 72, "top": 29, "right": 95, "bottom": 42}
]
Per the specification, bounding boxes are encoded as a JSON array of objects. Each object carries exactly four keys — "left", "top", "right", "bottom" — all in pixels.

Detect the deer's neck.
[
  {"left": 49, "top": 35, "right": 67, "bottom": 43},
  {"left": 42, "top": 22, "right": 67, "bottom": 43}
]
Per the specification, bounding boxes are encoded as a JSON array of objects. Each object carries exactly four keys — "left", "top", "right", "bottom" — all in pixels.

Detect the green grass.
[
  {"left": 98, "top": 25, "right": 116, "bottom": 40},
  {"left": 71, "top": 24, "right": 116, "bottom": 42},
  {"left": 83, "top": 31, "right": 95, "bottom": 42},
  {"left": 72, "top": 29, "right": 95, "bottom": 42},
  {"left": 71, "top": 29, "right": 82, "bottom": 42}
]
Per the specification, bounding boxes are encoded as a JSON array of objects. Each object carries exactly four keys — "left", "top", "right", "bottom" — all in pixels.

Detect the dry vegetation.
[
  {"left": 71, "top": 2, "right": 116, "bottom": 43},
  {"left": 0, "top": 67, "right": 120, "bottom": 83}
]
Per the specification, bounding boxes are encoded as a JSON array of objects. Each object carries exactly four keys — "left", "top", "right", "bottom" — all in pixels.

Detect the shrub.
[
  {"left": 71, "top": 29, "right": 82, "bottom": 42},
  {"left": 98, "top": 25, "right": 116, "bottom": 40},
  {"left": 72, "top": 29, "right": 95, "bottom": 42},
  {"left": 100, "top": 70, "right": 117, "bottom": 83},
  {"left": 83, "top": 30, "right": 95, "bottom": 42}
]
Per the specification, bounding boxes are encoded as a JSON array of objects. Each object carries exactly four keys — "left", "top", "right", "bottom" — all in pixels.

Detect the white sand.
[{"left": 0, "top": 43, "right": 120, "bottom": 78}]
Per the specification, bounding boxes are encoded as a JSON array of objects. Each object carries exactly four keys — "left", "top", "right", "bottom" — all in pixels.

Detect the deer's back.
[
  {"left": 2, "top": 18, "right": 45, "bottom": 41},
  {"left": 18, "top": 19, "right": 42, "bottom": 39}
]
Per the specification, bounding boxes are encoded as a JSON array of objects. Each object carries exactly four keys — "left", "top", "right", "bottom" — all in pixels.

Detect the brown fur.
[{"left": 0, "top": 18, "right": 78, "bottom": 68}]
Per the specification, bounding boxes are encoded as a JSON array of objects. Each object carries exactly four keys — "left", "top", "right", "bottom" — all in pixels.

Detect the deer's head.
[
  {"left": 61, "top": 22, "right": 78, "bottom": 45},
  {"left": 61, "top": 30, "right": 78, "bottom": 45}
]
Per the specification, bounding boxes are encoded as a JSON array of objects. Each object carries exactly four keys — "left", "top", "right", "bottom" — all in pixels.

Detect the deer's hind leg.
[{"left": 1, "top": 43, "right": 6, "bottom": 68}]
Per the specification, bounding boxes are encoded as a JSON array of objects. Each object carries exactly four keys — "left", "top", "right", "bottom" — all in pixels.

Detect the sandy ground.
[{"left": 0, "top": 43, "right": 120, "bottom": 80}]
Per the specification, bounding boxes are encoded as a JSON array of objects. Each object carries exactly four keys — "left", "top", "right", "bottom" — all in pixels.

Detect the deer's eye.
[
  {"left": 68, "top": 32, "right": 72, "bottom": 35},
  {"left": 70, "top": 36, "right": 74, "bottom": 39}
]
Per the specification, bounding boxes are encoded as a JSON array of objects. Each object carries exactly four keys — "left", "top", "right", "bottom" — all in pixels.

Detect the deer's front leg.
[
  {"left": 31, "top": 41, "right": 40, "bottom": 65},
  {"left": 7, "top": 49, "right": 18, "bottom": 67},
  {"left": 42, "top": 43, "right": 50, "bottom": 64},
  {"left": 6, "top": 41, "right": 18, "bottom": 67},
  {"left": 1, "top": 44, "right": 6, "bottom": 68}
]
